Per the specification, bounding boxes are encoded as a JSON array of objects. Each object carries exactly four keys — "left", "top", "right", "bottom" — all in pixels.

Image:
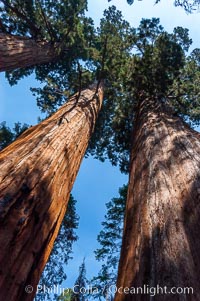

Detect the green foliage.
[
  {"left": 0, "top": 0, "right": 97, "bottom": 111},
  {"left": 169, "top": 48, "right": 200, "bottom": 124},
  {"left": 58, "top": 288, "right": 73, "bottom": 301},
  {"left": 57, "top": 260, "right": 88, "bottom": 301},
  {"left": 0, "top": 0, "right": 87, "bottom": 42},
  {"left": 87, "top": 15, "right": 200, "bottom": 173},
  {"left": 86, "top": 6, "right": 135, "bottom": 173},
  {"left": 0, "top": 121, "right": 29, "bottom": 150},
  {"left": 27, "top": 13, "right": 97, "bottom": 113},
  {"left": 71, "top": 259, "right": 87, "bottom": 301},
  {"left": 127, "top": 19, "right": 192, "bottom": 98},
  {"left": 0, "top": 122, "right": 14, "bottom": 149},
  {"left": 35, "top": 195, "right": 79, "bottom": 301},
  {"left": 90, "top": 185, "right": 127, "bottom": 300},
  {"left": 30, "top": 58, "right": 95, "bottom": 114},
  {"left": 29, "top": 5, "right": 134, "bottom": 115}
]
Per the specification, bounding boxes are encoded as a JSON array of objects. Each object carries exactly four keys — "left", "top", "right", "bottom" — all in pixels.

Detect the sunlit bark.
[
  {"left": 0, "top": 33, "right": 59, "bottom": 72},
  {"left": 116, "top": 98, "right": 200, "bottom": 301},
  {"left": 0, "top": 83, "right": 103, "bottom": 301}
]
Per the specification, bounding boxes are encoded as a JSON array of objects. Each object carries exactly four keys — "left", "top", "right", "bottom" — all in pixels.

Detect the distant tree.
[
  {"left": 91, "top": 185, "right": 127, "bottom": 301},
  {"left": 58, "top": 288, "right": 73, "bottom": 301},
  {"left": 0, "top": 121, "right": 29, "bottom": 150},
  {"left": 71, "top": 259, "right": 87, "bottom": 301},
  {"left": 0, "top": 122, "right": 14, "bottom": 149},
  {"left": 57, "top": 259, "right": 88, "bottom": 301},
  {"left": 35, "top": 195, "right": 79, "bottom": 301}
]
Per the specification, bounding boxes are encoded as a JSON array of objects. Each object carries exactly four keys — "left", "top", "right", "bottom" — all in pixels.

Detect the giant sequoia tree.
[
  {"left": 85, "top": 15, "right": 200, "bottom": 301},
  {"left": 0, "top": 2, "right": 99, "bottom": 299},
  {"left": 0, "top": 84, "right": 103, "bottom": 301},
  {"left": 115, "top": 23, "right": 200, "bottom": 301},
  {"left": 0, "top": 124, "right": 80, "bottom": 301}
]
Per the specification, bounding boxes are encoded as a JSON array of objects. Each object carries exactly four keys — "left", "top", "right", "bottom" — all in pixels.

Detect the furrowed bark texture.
[
  {"left": 0, "top": 84, "right": 103, "bottom": 301},
  {"left": 115, "top": 98, "right": 200, "bottom": 301},
  {"left": 0, "top": 33, "right": 58, "bottom": 72}
]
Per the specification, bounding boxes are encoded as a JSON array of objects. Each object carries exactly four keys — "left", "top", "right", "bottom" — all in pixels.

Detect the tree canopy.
[
  {"left": 87, "top": 11, "right": 200, "bottom": 173},
  {"left": 1, "top": 3, "right": 200, "bottom": 173},
  {"left": 1, "top": 3, "right": 200, "bottom": 172}
]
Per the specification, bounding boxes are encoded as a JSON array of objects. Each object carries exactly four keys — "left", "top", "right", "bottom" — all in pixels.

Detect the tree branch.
[{"left": 36, "top": 0, "right": 56, "bottom": 42}]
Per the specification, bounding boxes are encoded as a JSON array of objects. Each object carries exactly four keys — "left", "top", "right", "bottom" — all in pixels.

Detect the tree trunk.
[
  {"left": 0, "top": 33, "right": 59, "bottom": 72},
  {"left": 0, "top": 83, "right": 103, "bottom": 301},
  {"left": 115, "top": 98, "right": 200, "bottom": 301}
]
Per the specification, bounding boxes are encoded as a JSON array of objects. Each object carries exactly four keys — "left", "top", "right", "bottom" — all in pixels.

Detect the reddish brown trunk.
[
  {"left": 0, "top": 83, "right": 103, "bottom": 301},
  {"left": 0, "top": 33, "right": 59, "bottom": 72},
  {"left": 115, "top": 98, "right": 200, "bottom": 301}
]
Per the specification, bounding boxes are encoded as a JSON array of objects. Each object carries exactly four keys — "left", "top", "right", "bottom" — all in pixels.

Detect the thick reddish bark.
[
  {"left": 115, "top": 98, "right": 200, "bottom": 301},
  {"left": 0, "top": 33, "right": 59, "bottom": 72},
  {"left": 0, "top": 83, "right": 103, "bottom": 301}
]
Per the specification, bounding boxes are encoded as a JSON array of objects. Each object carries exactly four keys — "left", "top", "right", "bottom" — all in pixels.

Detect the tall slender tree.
[{"left": 71, "top": 259, "right": 87, "bottom": 301}]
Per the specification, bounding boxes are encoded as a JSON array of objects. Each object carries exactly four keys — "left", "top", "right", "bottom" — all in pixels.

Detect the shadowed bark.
[
  {"left": 0, "top": 33, "right": 59, "bottom": 72},
  {"left": 0, "top": 83, "right": 103, "bottom": 301},
  {"left": 115, "top": 98, "right": 200, "bottom": 301}
]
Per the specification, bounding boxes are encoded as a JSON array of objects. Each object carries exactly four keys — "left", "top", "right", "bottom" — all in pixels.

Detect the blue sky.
[{"left": 0, "top": 0, "right": 200, "bottom": 296}]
